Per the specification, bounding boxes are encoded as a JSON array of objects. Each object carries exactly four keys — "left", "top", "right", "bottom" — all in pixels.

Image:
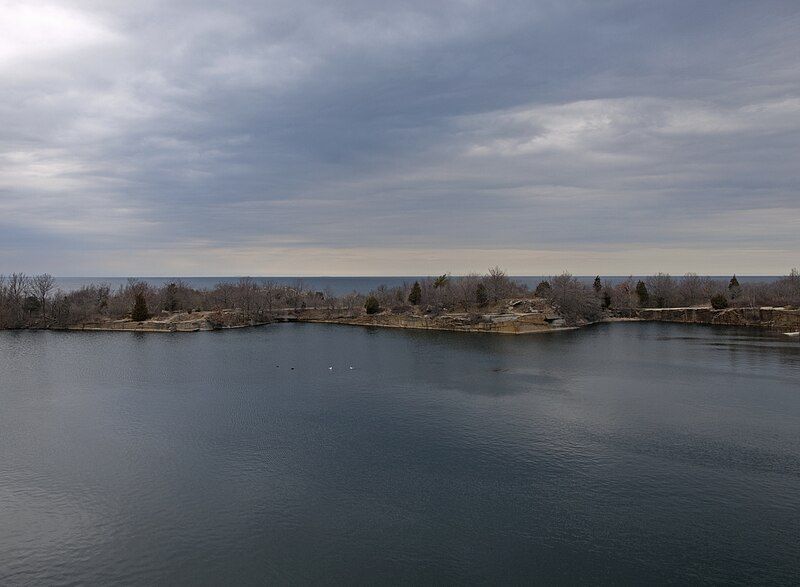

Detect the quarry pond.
[{"left": 1, "top": 322, "right": 799, "bottom": 584}]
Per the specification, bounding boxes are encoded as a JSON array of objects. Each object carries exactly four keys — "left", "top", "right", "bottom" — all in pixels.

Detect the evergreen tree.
[
  {"left": 602, "top": 290, "right": 612, "bottom": 309},
  {"left": 728, "top": 275, "right": 742, "bottom": 300},
  {"left": 408, "top": 281, "right": 422, "bottom": 305},
  {"left": 593, "top": 276, "right": 602, "bottom": 294},
  {"left": 534, "top": 280, "right": 551, "bottom": 297},
  {"left": 131, "top": 292, "right": 150, "bottom": 321},
  {"left": 433, "top": 274, "right": 449, "bottom": 289},
  {"left": 710, "top": 293, "right": 729, "bottom": 310},
  {"left": 23, "top": 296, "right": 41, "bottom": 316},
  {"left": 635, "top": 280, "right": 649, "bottom": 307},
  {"left": 364, "top": 296, "right": 380, "bottom": 315},
  {"left": 475, "top": 283, "right": 488, "bottom": 307}
]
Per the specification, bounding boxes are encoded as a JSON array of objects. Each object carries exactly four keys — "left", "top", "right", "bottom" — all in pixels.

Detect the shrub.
[
  {"left": 364, "top": 296, "right": 380, "bottom": 314},
  {"left": 710, "top": 294, "right": 729, "bottom": 310}
]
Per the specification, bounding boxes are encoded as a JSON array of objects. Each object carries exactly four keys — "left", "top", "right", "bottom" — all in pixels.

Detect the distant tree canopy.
[
  {"left": 593, "top": 276, "right": 602, "bottom": 294},
  {"left": 131, "top": 292, "right": 150, "bottom": 321},
  {"left": 364, "top": 295, "right": 380, "bottom": 314},
  {"left": 408, "top": 281, "right": 422, "bottom": 306},
  {"left": 636, "top": 280, "right": 649, "bottom": 307}
]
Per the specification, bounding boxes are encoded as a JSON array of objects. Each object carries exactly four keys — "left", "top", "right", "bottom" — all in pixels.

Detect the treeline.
[
  {"left": 1, "top": 269, "right": 798, "bottom": 329},
  {"left": 598, "top": 271, "right": 800, "bottom": 311},
  {"left": 0, "top": 275, "right": 328, "bottom": 329},
  {"left": 360, "top": 267, "right": 528, "bottom": 315},
  {"left": 360, "top": 269, "right": 800, "bottom": 324}
]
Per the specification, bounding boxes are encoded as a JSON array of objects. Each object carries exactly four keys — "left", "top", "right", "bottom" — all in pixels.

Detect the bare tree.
[
  {"left": 775, "top": 268, "right": 800, "bottom": 307},
  {"left": 261, "top": 281, "right": 279, "bottom": 312},
  {"left": 235, "top": 277, "right": 258, "bottom": 318},
  {"left": 547, "top": 272, "right": 602, "bottom": 324},
  {"left": 31, "top": 274, "right": 56, "bottom": 320},
  {"left": 342, "top": 292, "right": 362, "bottom": 316},
  {"left": 485, "top": 266, "right": 511, "bottom": 302},
  {"left": 0, "top": 275, "right": 7, "bottom": 328},
  {"left": 646, "top": 273, "right": 677, "bottom": 308},
  {"left": 678, "top": 273, "right": 705, "bottom": 306},
  {"left": 609, "top": 278, "right": 638, "bottom": 310},
  {"left": 5, "top": 273, "right": 30, "bottom": 328},
  {"left": 454, "top": 274, "right": 481, "bottom": 310}
]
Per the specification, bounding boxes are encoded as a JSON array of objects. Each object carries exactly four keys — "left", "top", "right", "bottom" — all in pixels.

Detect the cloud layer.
[{"left": 1, "top": 0, "right": 799, "bottom": 275}]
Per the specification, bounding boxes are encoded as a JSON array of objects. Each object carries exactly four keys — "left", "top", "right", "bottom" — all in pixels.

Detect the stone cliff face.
[
  {"left": 65, "top": 309, "right": 262, "bottom": 332},
  {"left": 636, "top": 307, "right": 800, "bottom": 331},
  {"left": 57, "top": 303, "right": 800, "bottom": 335},
  {"left": 55, "top": 301, "right": 571, "bottom": 335},
  {"left": 293, "top": 305, "right": 569, "bottom": 334}
]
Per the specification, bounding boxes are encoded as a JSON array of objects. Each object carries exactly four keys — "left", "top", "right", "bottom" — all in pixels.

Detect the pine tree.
[
  {"left": 408, "top": 281, "right": 422, "bottom": 305},
  {"left": 131, "top": 292, "right": 150, "bottom": 321},
  {"left": 635, "top": 280, "right": 649, "bottom": 307},
  {"left": 593, "top": 276, "right": 602, "bottom": 294},
  {"left": 728, "top": 275, "right": 741, "bottom": 300},
  {"left": 602, "top": 290, "right": 612, "bottom": 309}
]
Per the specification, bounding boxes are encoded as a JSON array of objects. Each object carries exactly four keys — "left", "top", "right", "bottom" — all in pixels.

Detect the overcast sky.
[{"left": 1, "top": 1, "right": 798, "bottom": 276}]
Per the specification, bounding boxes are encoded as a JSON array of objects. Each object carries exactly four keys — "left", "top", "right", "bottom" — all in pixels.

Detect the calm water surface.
[{"left": 1, "top": 323, "right": 798, "bottom": 584}]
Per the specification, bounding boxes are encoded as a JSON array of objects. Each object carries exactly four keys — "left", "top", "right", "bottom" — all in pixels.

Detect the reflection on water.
[{"left": 0, "top": 322, "right": 798, "bottom": 584}]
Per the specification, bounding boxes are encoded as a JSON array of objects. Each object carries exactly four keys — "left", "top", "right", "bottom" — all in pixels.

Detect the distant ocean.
[{"left": 54, "top": 276, "right": 782, "bottom": 296}]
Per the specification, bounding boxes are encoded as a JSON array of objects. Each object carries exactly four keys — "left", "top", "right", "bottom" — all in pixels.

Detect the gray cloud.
[{"left": 1, "top": 0, "right": 799, "bottom": 275}]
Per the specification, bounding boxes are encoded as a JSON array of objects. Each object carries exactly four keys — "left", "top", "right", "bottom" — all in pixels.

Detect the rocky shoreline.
[
  {"left": 60, "top": 309, "right": 267, "bottom": 333},
  {"left": 33, "top": 304, "right": 800, "bottom": 335},
  {"left": 632, "top": 306, "right": 800, "bottom": 332}
]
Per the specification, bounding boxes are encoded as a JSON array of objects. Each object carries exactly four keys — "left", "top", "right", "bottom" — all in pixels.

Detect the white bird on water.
[
  {"left": 349, "top": 366, "right": 354, "bottom": 370},
  {"left": 328, "top": 366, "right": 333, "bottom": 370}
]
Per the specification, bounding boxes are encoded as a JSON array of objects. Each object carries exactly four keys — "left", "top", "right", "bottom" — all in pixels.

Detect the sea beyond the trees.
[{"left": 1, "top": 270, "right": 799, "bottom": 334}]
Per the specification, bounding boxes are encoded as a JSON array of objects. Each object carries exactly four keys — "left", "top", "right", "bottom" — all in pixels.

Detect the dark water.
[
  {"left": 1, "top": 323, "right": 798, "bottom": 585},
  {"left": 54, "top": 275, "right": 780, "bottom": 295}
]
